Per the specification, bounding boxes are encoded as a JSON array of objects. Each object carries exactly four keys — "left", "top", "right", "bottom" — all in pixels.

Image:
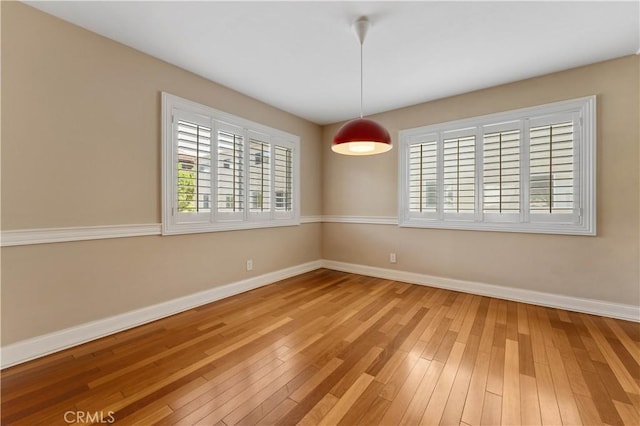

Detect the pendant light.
[{"left": 332, "top": 16, "right": 392, "bottom": 156}]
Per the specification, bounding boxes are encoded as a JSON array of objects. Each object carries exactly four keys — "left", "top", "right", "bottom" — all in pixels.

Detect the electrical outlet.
[
  {"left": 246, "top": 259, "right": 253, "bottom": 271},
  {"left": 389, "top": 253, "right": 397, "bottom": 264}
]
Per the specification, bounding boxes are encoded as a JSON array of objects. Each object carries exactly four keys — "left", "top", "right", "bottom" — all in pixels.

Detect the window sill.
[{"left": 398, "top": 218, "right": 596, "bottom": 236}]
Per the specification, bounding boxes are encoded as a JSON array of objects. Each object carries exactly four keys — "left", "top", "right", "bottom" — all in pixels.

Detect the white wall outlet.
[
  {"left": 389, "top": 253, "right": 397, "bottom": 264},
  {"left": 246, "top": 259, "right": 253, "bottom": 271}
]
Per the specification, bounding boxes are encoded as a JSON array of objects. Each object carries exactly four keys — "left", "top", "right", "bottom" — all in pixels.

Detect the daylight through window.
[{"left": 399, "top": 96, "right": 595, "bottom": 235}]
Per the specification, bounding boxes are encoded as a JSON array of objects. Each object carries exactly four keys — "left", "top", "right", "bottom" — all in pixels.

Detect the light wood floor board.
[{"left": 1, "top": 269, "right": 639, "bottom": 425}]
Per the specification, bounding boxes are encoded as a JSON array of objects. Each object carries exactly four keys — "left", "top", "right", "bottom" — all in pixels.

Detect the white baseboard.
[
  {"left": 3, "top": 258, "right": 637, "bottom": 369},
  {"left": 322, "top": 260, "right": 640, "bottom": 323},
  {"left": 0, "top": 260, "right": 323, "bottom": 369}
]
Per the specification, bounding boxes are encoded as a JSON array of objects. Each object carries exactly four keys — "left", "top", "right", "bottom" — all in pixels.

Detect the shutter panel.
[
  {"left": 529, "top": 121, "right": 574, "bottom": 214},
  {"left": 176, "top": 120, "right": 211, "bottom": 214},
  {"left": 216, "top": 126, "right": 244, "bottom": 214},
  {"left": 443, "top": 135, "right": 475, "bottom": 213},
  {"left": 408, "top": 140, "right": 437, "bottom": 213},
  {"left": 249, "top": 137, "right": 271, "bottom": 213},
  {"left": 483, "top": 129, "right": 520, "bottom": 213},
  {"left": 274, "top": 145, "right": 293, "bottom": 212}
]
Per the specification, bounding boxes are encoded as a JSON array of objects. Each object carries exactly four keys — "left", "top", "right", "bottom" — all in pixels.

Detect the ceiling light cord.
[{"left": 360, "top": 38, "right": 364, "bottom": 119}]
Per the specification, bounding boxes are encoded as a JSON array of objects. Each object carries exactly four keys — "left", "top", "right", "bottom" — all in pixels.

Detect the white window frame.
[
  {"left": 162, "top": 92, "right": 300, "bottom": 235},
  {"left": 399, "top": 96, "right": 596, "bottom": 236}
]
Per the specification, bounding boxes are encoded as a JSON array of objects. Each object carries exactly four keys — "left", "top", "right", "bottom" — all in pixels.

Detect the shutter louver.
[
  {"left": 408, "top": 141, "right": 437, "bottom": 213},
  {"left": 274, "top": 146, "right": 293, "bottom": 212},
  {"left": 443, "top": 135, "right": 475, "bottom": 213},
  {"left": 529, "top": 122, "right": 574, "bottom": 214},
  {"left": 176, "top": 120, "right": 211, "bottom": 213},
  {"left": 217, "top": 130, "right": 244, "bottom": 213},
  {"left": 249, "top": 139, "right": 271, "bottom": 212},
  {"left": 483, "top": 130, "right": 520, "bottom": 213}
]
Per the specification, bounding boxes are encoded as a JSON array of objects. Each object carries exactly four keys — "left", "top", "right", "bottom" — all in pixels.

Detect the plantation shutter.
[
  {"left": 483, "top": 125, "right": 521, "bottom": 217},
  {"left": 529, "top": 117, "right": 575, "bottom": 216},
  {"left": 173, "top": 110, "right": 212, "bottom": 223},
  {"left": 273, "top": 144, "right": 293, "bottom": 216},
  {"left": 398, "top": 96, "right": 594, "bottom": 235},
  {"left": 408, "top": 137, "right": 437, "bottom": 215},
  {"left": 443, "top": 133, "right": 476, "bottom": 215},
  {"left": 162, "top": 93, "right": 301, "bottom": 235},
  {"left": 216, "top": 121, "right": 244, "bottom": 220},
  {"left": 249, "top": 131, "right": 271, "bottom": 216}
]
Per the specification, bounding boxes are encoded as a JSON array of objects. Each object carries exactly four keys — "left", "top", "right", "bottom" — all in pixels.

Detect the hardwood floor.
[{"left": 2, "top": 269, "right": 639, "bottom": 425}]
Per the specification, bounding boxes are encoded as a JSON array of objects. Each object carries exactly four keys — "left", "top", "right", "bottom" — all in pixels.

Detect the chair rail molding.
[
  {"left": 0, "top": 216, "right": 395, "bottom": 246},
  {"left": 0, "top": 224, "right": 163, "bottom": 246}
]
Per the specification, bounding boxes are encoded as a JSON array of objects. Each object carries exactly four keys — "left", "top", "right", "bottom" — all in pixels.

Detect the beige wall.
[
  {"left": 2, "top": 2, "right": 322, "bottom": 227},
  {"left": 1, "top": 225, "right": 321, "bottom": 344},
  {"left": 2, "top": 2, "right": 639, "bottom": 346},
  {"left": 323, "top": 55, "right": 640, "bottom": 306},
  {"left": 1, "top": 2, "right": 322, "bottom": 344}
]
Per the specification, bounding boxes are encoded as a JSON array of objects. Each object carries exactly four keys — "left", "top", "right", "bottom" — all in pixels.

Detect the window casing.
[
  {"left": 399, "top": 96, "right": 596, "bottom": 235},
  {"left": 162, "top": 93, "right": 300, "bottom": 235}
]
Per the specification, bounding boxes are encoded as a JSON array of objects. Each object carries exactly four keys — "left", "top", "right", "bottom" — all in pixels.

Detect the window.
[
  {"left": 399, "top": 96, "right": 595, "bottom": 235},
  {"left": 408, "top": 139, "right": 437, "bottom": 214},
  {"left": 176, "top": 119, "right": 211, "bottom": 214},
  {"left": 274, "top": 145, "right": 293, "bottom": 213},
  {"left": 162, "top": 93, "right": 300, "bottom": 235},
  {"left": 443, "top": 133, "right": 476, "bottom": 215},
  {"left": 483, "top": 127, "right": 521, "bottom": 215},
  {"left": 249, "top": 135, "right": 271, "bottom": 214}
]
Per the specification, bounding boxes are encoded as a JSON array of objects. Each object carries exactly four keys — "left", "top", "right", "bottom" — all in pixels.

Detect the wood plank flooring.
[{"left": 2, "top": 269, "right": 639, "bottom": 425}]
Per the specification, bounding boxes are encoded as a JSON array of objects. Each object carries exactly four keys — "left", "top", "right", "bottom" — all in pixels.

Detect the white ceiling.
[{"left": 26, "top": 1, "right": 640, "bottom": 125}]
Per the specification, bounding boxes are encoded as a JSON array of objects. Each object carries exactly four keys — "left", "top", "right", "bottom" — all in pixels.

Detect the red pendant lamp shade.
[
  {"left": 332, "top": 16, "right": 392, "bottom": 156},
  {"left": 332, "top": 118, "right": 392, "bottom": 155}
]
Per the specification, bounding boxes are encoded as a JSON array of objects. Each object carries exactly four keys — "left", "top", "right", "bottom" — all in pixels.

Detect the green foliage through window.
[{"left": 177, "top": 162, "right": 196, "bottom": 212}]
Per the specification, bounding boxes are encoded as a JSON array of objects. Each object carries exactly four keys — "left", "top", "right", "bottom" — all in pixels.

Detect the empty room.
[{"left": 1, "top": 1, "right": 639, "bottom": 425}]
